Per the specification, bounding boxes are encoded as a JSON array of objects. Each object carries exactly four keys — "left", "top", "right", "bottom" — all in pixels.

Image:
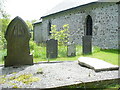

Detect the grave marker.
[
  {"left": 82, "top": 35, "right": 92, "bottom": 54},
  {"left": 4, "top": 16, "right": 33, "bottom": 67},
  {"left": 67, "top": 42, "right": 76, "bottom": 57},
  {"left": 46, "top": 39, "right": 58, "bottom": 58}
]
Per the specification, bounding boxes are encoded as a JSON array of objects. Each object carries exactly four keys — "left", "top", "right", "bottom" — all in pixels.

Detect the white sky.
[{"left": 5, "top": 0, "right": 64, "bottom": 20}]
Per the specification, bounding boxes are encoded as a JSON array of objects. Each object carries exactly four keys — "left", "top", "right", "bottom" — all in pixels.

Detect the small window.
[{"left": 48, "top": 21, "right": 51, "bottom": 35}]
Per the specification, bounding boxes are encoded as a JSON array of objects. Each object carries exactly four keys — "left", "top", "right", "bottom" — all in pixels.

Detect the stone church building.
[{"left": 33, "top": 0, "right": 119, "bottom": 49}]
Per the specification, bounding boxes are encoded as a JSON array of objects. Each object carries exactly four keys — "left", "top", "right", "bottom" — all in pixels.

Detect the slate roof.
[
  {"left": 42, "top": 0, "right": 119, "bottom": 18},
  {"left": 33, "top": 19, "right": 42, "bottom": 25},
  {"left": 42, "top": 0, "right": 98, "bottom": 17}
]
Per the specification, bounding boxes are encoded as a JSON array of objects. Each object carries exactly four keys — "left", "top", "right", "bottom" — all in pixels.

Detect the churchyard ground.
[{"left": 0, "top": 41, "right": 119, "bottom": 65}]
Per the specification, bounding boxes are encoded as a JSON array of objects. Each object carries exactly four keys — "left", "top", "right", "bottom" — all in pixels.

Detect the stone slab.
[
  {"left": 78, "top": 57, "right": 119, "bottom": 72},
  {"left": 0, "top": 61, "right": 119, "bottom": 89}
]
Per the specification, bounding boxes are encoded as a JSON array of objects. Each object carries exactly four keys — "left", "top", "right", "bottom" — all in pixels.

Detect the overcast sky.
[
  {"left": 5, "top": 0, "right": 64, "bottom": 20},
  {"left": 4, "top": 0, "right": 117, "bottom": 21}
]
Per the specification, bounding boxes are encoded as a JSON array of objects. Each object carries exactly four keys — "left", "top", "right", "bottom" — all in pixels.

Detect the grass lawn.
[
  {"left": 83, "top": 49, "right": 119, "bottom": 65},
  {"left": 34, "top": 48, "right": 119, "bottom": 65},
  {"left": 0, "top": 47, "right": 119, "bottom": 65}
]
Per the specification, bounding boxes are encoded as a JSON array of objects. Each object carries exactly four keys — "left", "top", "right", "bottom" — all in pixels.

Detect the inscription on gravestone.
[
  {"left": 82, "top": 35, "right": 92, "bottom": 54},
  {"left": 46, "top": 39, "right": 58, "bottom": 58},
  {"left": 4, "top": 16, "right": 33, "bottom": 67},
  {"left": 67, "top": 42, "right": 76, "bottom": 57}
]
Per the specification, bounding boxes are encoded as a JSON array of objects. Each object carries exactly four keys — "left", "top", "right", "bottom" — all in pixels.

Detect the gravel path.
[{"left": 0, "top": 61, "right": 119, "bottom": 89}]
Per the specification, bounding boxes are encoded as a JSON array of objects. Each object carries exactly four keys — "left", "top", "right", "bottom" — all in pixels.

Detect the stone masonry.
[{"left": 33, "top": 2, "right": 119, "bottom": 49}]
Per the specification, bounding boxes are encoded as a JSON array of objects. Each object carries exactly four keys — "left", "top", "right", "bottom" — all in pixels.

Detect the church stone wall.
[
  {"left": 33, "top": 23, "right": 43, "bottom": 43},
  {"left": 34, "top": 2, "right": 118, "bottom": 49}
]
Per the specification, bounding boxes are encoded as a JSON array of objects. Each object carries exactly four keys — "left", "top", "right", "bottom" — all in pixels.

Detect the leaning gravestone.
[
  {"left": 4, "top": 16, "right": 33, "bottom": 67},
  {"left": 82, "top": 35, "right": 92, "bottom": 54},
  {"left": 67, "top": 42, "right": 76, "bottom": 57},
  {"left": 46, "top": 39, "right": 58, "bottom": 58}
]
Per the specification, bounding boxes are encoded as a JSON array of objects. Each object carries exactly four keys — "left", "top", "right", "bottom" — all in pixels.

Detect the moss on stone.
[
  {"left": 0, "top": 73, "right": 40, "bottom": 86},
  {"left": 0, "top": 77, "right": 6, "bottom": 84},
  {"left": 36, "top": 68, "right": 43, "bottom": 74}
]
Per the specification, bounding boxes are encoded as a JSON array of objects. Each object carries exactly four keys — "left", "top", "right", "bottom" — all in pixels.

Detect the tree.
[
  {"left": 26, "top": 20, "right": 33, "bottom": 31},
  {"left": 50, "top": 24, "right": 70, "bottom": 46},
  {"left": 0, "top": 0, "right": 11, "bottom": 49},
  {"left": 0, "top": 15, "right": 10, "bottom": 49},
  {"left": 26, "top": 20, "right": 37, "bottom": 31},
  {"left": 25, "top": 20, "right": 37, "bottom": 41}
]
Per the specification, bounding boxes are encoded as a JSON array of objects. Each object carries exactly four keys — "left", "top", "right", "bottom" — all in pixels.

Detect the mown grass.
[
  {"left": 33, "top": 45, "right": 119, "bottom": 65},
  {"left": 0, "top": 42, "right": 119, "bottom": 65},
  {"left": 84, "top": 49, "right": 119, "bottom": 65}
]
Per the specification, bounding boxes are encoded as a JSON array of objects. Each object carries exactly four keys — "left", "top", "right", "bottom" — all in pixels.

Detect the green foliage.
[
  {"left": 26, "top": 20, "right": 33, "bottom": 30},
  {"left": 29, "top": 41, "right": 46, "bottom": 59},
  {"left": 29, "top": 41, "right": 37, "bottom": 50},
  {"left": 0, "top": 14, "right": 11, "bottom": 49},
  {"left": 58, "top": 45, "right": 67, "bottom": 57},
  {"left": 50, "top": 24, "right": 70, "bottom": 46},
  {"left": 0, "top": 49, "right": 6, "bottom": 63},
  {"left": 0, "top": 43, "right": 119, "bottom": 65},
  {"left": 0, "top": 0, "right": 11, "bottom": 49},
  {"left": 26, "top": 20, "right": 37, "bottom": 41},
  {"left": 26, "top": 20, "right": 37, "bottom": 31},
  {"left": 76, "top": 45, "right": 82, "bottom": 56},
  {"left": 92, "top": 46, "right": 101, "bottom": 53}
]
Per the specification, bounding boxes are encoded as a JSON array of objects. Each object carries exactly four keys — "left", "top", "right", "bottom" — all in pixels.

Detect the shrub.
[
  {"left": 29, "top": 41, "right": 46, "bottom": 59},
  {"left": 50, "top": 24, "right": 70, "bottom": 46}
]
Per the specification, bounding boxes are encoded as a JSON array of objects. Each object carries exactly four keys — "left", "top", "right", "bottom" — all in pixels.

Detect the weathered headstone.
[
  {"left": 82, "top": 35, "right": 92, "bottom": 54},
  {"left": 46, "top": 39, "right": 58, "bottom": 58},
  {"left": 4, "top": 16, "right": 33, "bottom": 67},
  {"left": 67, "top": 42, "right": 76, "bottom": 57}
]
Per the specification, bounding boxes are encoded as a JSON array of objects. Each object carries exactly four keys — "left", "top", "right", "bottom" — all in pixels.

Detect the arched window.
[{"left": 86, "top": 15, "right": 92, "bottom": 36}]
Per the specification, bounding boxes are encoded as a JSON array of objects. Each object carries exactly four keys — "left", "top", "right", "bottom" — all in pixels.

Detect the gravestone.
[
  {"left": 46, "top": 39, "right": 58, "bottom": 58},
  {"left": 82, "top": 35, "right": 92, "bottom": 54},
  {"left": 4, "top": 16, "right": 33, "bottom": 67},
  {"left": 67, "top": 42, "right": 76, "bottom": 57}
]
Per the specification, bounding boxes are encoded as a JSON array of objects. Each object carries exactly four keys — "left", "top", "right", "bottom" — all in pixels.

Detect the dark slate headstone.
[
  {"left": 67, "top": 42, "right": 76, "bottom": 57},
  {"left": 82, "top": 35, "right": 92, "bottom": 54},
  {"left": 4, "top": 16, "right": 33, "bottom": 67},
  {"left": 46, "top": 39, "right": 58, "bottom": 58}
]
